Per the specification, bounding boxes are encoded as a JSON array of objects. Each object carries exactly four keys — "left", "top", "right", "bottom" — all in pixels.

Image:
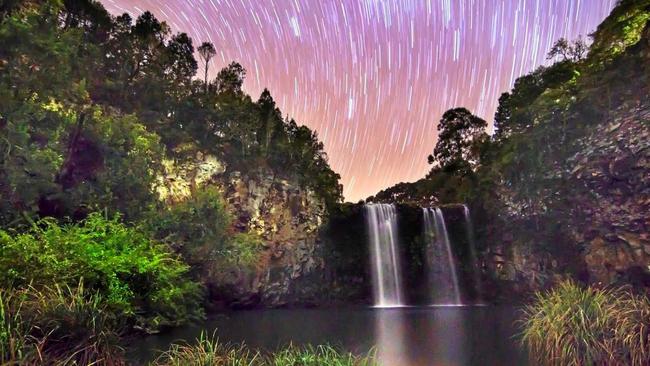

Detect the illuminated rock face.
[{"left": 155, "top": 152, "right": 329, "bottom": 307}]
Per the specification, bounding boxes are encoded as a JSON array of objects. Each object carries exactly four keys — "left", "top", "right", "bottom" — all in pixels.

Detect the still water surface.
[{"left": 130, "top": 306, "right": 527, "bottom": 366}]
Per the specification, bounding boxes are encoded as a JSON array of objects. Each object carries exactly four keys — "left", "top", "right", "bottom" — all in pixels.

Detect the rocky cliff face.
[
  {"left": 156, "top": 152, "right": 330, "bottom": 308},
  {"left": 483, "top": 23, "right": 650, "bottom": 298},
  {"left": 485, "top": 104, "right": 650, "bottom": 297},
  {"left": 217, "top": 169, "right": 328, "bottom": 307},
  {"left": 570, "top": 104, "right": 650, "bottom": 286}
]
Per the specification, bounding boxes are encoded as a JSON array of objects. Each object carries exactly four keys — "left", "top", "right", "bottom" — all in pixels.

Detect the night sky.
[{"left": 101, "top": 0, "right": 615, "bottom": 201}]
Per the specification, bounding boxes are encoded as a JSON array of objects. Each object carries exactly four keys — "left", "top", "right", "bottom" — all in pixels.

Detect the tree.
[
  {"left": 494, "top": 92, "right": 512, "bottom": 139},
  {"left": 197, "top": 42, "right": 216, "bottom": 94},
  {"left": 166, "top": 33, "right": 198, "bottom": 93},
  {"left": 257, "top": 88, "right": 283, "bottom": 157},
  {"left": 547, "top": 37, "right": 588, "bottom": 62},
  {"left": 428, "top": 108, "right": 488, "bottom": 173},
  {"left": 215, "top": 62, "right": 246, "bottom": 95}
]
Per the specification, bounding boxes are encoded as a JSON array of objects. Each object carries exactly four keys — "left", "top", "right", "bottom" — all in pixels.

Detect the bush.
[
  {"left": 521, "top": 280, "right": 650, "bottom": 366},
  {"left": 0, "top": 213, "right": 204, "bottom": 329},
  {"left": 146, "top": 187, "right": 232, "bottom": 270},
  {"left": 221, "top": 232, "right": 263, "bottom": 269},
  {"left": 147, "top": 187, "right": 263, "bottom": 282},
  {"left": 152, "top": 332, "right": 375, "bottom": 366}
]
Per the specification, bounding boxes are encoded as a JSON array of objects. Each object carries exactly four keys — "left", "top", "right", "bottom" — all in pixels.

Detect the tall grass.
[
  {"left": 0, "top": 282, "right": 126, "bottom": 365},
  {"left": 28, "top": 282, "right": 125, "bottom": 365},
  {"left": 520, "top": 280, "right": 650, "bottom": 366},
  {"left": 152, "top": 332, "right": 376, "bottom": 366},
  {"left": 270, "top": 345, "right": 375, "bottom": 366},
  {"left": 0, "top": 289, "right": 35, "bottom": 363},
  {"left": 153, "top": 331, "right": 259, "bottom": 366}
]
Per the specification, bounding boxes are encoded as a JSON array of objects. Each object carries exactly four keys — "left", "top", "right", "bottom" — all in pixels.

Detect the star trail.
[{"left": 100, "top": 0, "right": 616, "bottom": 201}]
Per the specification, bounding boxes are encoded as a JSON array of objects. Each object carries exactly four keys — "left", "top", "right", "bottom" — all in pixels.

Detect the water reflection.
[
  {"left": 129, "top": 306, "right": 526, "bottom": 366},
  {"left": 374, "top": 306, "right": 469, "bottom": 366}
]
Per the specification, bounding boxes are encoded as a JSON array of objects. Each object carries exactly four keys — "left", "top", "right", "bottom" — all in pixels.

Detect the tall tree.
[
  {"left": 197, "top": 41, "right": 216, "bottom": 94},
  {"left": 428, "top": 108, "right": 488, "bottom": 173}
]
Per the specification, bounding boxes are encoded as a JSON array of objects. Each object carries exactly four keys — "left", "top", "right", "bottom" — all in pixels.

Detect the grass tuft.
[
  {"left": 152, "top": 331, "right": 375, "bottom": 366},
  {"left": 520, "top": 280, "right": 650, "bottom": 366}
]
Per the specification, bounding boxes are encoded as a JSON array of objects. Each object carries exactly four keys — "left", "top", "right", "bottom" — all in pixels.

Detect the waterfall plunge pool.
[{"left": 128, "top": 306, "right": 528, "bottom": 366}]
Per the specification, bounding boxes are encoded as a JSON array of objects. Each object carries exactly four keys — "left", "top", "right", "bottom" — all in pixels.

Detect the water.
[
  {"left": 366, "top": 204, "right": 404, "bottom": 307},
  {"left": 462, "top": 205, "right": 483, "bottom": 302},
  {"left": 128, "top": 306, "right": 528, "bottom": 366},
  {"left": 423, "top": 208, "right": 462, "bottom": 304}
]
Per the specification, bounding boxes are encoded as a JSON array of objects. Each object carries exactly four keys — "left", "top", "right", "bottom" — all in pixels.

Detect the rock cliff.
[{"left": 156, "top": 152, "right": 330, "bottom": 308}]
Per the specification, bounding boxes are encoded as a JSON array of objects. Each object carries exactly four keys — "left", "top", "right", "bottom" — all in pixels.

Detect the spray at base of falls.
[
  {"left": 423, "top": 207, "right": 462, "bottom": 305},
  {"left": 365, "top": 204, "right": 405, "bottom": 307}
]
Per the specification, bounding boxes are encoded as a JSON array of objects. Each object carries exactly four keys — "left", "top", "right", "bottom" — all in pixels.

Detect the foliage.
[
  {"left": 152, "top": 331, "right": 376, "bottom": 366},
  {"left": 0, "top": 283, "right": 126, "bottom": 365},
  {"left": 270, "top": 345, "right": 375, "bottom": 366},
  {"left": 521, "top": 281, "right": 650, "bottom": 366},
  {"left": 146, "top": 187, "right": 232, "bottom": 269},
  {"left": 427, "top": 108, "right": 488, "bottom": 174},
  {"left": 222, "top": 232, "right": 263, "bottom": 268},
  {"left": 146, "top": 186, "right": 262, "bottom": 283},
  {"left": 547, "top": 37, "right": 588, "bottom": 62},
  {"left": 588, "top": 0, "right": 650, "bottom": 62},
  {"left": 23, "top": 282, "right": 126, "bottom": 365},
  {"left": 0, "top": 213, "right": 203, "bottom": 328}
]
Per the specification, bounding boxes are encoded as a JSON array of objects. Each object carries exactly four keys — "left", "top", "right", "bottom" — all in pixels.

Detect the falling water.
[
  {"left": 422, "top": 208, "right": 461, "bottom": 305},
  {"left": 462, "top": 205, "right": 483, "bottom": 302},
  {"left": 366, "top": 204, "right": 404, "bottom": 307}
]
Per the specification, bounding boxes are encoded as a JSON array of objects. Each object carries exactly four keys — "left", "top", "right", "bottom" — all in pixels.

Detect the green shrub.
[
  {"left": 152, "top": 332, "right": 375, "bottom": 366},
  {"left": 146, "top": 186, "right": 232, "bottom": 269},
  {"left": 147, "top": 187, "right": 263, "bottom": 280},
  {"left": 0, "top": 213, "right": 204, "bottom": 329},
  {"left": 521, "top": 280, "right": 650, "bottom": 366},
  {"left": 221, "top": 232, "right": 263, "bottom": 269}
]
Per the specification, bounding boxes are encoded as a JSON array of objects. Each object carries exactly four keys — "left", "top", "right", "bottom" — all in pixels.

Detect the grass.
[
  {"left": 0, "top": 282, "right": 126, "bottom": 365},
  {"left": 520, "top": 280, "right": 650, "bottom": 366},
  {"left": 0, "top": 288, "right": 34, "bottom": 363},
  {"left": 152, "top": 331, "right": 376, "bottom": 366}
]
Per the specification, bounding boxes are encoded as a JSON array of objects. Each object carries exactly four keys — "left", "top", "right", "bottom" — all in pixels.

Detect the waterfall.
[
  {"left": 462, "top": 205, "right": 483, "bottom": 302},
  {"left": 422, "top": 208, "right": 461, "bottom": 305},
  {"left": 366, "top": 204, "right": 404, "bottom": 307}
]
